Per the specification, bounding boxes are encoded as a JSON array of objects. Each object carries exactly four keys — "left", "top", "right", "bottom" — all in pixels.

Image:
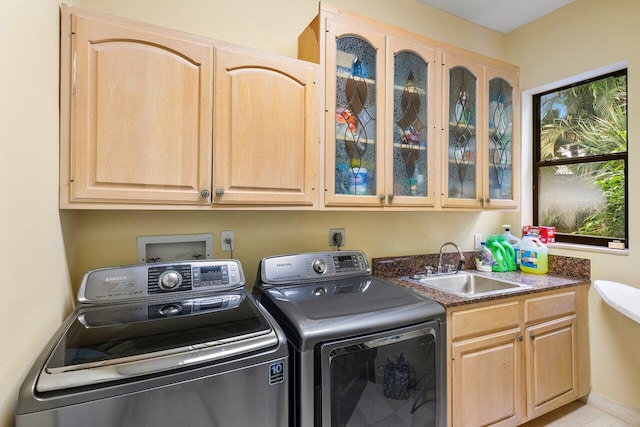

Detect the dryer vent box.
[{"left": 137, "top": 233, "right": 214, "bottom": 264}]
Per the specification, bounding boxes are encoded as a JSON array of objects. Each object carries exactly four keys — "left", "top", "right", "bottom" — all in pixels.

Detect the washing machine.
[{"left": 16, "top": 259, "right": 288, "bottom": 427}]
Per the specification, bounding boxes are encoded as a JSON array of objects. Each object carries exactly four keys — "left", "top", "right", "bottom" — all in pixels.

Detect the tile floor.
[{"left": 521, "top": 400, "right": 638, "bottom": 427}]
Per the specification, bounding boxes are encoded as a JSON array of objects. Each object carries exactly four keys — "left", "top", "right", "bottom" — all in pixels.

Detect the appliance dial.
[
  {"left": 312, "top": 259, "right": 327, "bottom": 275},
  {"left": 158, "top": 304, "right": 182, "bottom": 316},
  {"left": 158, "top": 270, "right": 182, "bottom": 290}
]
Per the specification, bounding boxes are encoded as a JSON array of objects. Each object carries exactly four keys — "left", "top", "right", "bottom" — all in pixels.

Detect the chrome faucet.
[{"left": 437, "top": 241, "right": 466, "bottom": 274}]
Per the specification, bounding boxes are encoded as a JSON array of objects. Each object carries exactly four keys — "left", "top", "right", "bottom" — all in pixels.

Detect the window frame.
[{"left": 532, "top": 69, "right": 628, "bottom": 248}]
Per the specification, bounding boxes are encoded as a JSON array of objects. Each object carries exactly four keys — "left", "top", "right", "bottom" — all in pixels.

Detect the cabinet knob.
[
  {"left": 215, "top": 188, "right": 225, "bottom": 197},
  {"left": 200, "top": 189, "right": 210, "bottom": 198},
  {"left": 387, "top": 194, "right": 394, "bottom": 201},
  {"left": 530, "top": 334, "right": 536, "bottom": 340},
  {"left": 518, "top": 335, "right": 524, "bottom": 342},
  {"left": 379, "top": 194, "right": 385, "bottom": 201}
]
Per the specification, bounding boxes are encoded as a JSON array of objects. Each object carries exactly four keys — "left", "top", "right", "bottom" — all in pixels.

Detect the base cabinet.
[
  {"left": 452, "top": 329, "right": 521, "bottom": 426},
  {"left": 447, "top": 286, "right": 589, "bottom": 427}
]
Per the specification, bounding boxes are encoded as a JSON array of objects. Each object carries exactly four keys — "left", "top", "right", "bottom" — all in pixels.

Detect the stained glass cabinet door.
[
  {"left": 442, "top": 54, "right": 484, "bottom": 208},
  {"left": 325, "top": 18, "right": 385, "bottom": 206},
  {"left": 484, "top": 66, "right": 520, "bottom": 209},
  {"left": 385, "top": 36, "right": 438, "bottom": 207}
]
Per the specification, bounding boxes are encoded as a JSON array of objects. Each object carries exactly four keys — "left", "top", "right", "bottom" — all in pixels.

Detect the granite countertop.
[
  {"left": 372, "top": 253, "right": 591, "bottom": 308},
  {"left": 388, "top": 270, "right": 590, "bottom": 308}
]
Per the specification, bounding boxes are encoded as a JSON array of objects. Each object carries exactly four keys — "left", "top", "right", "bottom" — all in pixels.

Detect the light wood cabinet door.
[
  {"left": 213, "top": 45, "right": 318, "bottom": 206},
  {"left": 61, "top": 6, "right": 214, "bottom": 206},
  {"left": 441, "top": 51, "right": 520, "bottom": 210},
  {"left": 451, "top": 329, "right": 522, "bottom": 427},
  {"left": 525, "top": 316, "right": 578, "bottom": 419},
  {"left": 441, "top": 52, "right": 485, "bottom": 209},
  {"left": 483, "top": 66, "right": 520, "bottom": 209},
  {"left": 324, "top": 17, "right": 386, "bottom": 207}
]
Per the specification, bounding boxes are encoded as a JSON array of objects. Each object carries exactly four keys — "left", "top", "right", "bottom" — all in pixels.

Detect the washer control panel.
[
  {"left": 261, "top": 251, "right": 370, "bottom": 285},
  {"left": 78, "top": 260, "right": 245, "bottom": 304}
]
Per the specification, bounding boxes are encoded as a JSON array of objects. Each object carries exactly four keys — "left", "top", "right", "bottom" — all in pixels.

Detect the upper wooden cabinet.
[
  {"left": 300, "top": 3, "right": 520, "bottom": 211},
  {"left": 442, "top": 50, "right": 520, "bottom": 209},
  {"left": 60, "top": 5, "right": 214, "bottom": 206},
  {"left": 299, "top": 5, "right": 440, "bottom": 209},
  {"left": 213, "top": 45, "right": 318, "bottom": 207},
  {"left": 60, "top": 5, "right": 318, "bottom": 209}
]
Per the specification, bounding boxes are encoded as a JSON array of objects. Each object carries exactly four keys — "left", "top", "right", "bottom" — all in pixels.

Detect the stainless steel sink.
[{"left": 404, "top": 271, "right": 531, "bottom": 298}]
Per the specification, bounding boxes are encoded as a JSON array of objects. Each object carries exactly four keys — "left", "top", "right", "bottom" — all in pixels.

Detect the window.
[{"left": 533, "top": 69, "right": 627, "bottom": 248}]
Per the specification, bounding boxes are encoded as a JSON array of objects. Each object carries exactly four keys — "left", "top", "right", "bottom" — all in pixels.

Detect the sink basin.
[{"left": 405, "top": 272, "right": 531, "bottom": 298}]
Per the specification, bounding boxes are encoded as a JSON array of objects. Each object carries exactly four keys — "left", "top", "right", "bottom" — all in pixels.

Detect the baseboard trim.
[{"left": 584, "top": 391, "right": 640, "bottom": 425}]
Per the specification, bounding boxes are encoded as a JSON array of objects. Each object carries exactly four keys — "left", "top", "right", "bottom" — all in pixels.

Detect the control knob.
[
  {"left": 159, "top": 270, "right": 182, "bottom": 291},
  {"left": 312, "top": 259, "right": 327, "bottom": 275}
]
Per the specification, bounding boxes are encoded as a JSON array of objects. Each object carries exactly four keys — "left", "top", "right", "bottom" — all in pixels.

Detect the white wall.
[
  {"left": 506, "top": 0, "right": 640, "bottom": 410},
  {"left": 0, "top": 1, "right": 75, "bottom": 426}
]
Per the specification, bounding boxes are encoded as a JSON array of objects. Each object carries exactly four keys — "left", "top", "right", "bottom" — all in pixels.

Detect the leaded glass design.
[
  {"left": 335, "top": 36, "right": 377, "bottom": 196},
  {"left": 393, "top": 51, "right": 428, "bottom": 197},
  {"left": 488, "top": 77, "right": 513, "bottom": 200},
  {"left": 448, "top": 66, "right": 477, "bottom": 199}
]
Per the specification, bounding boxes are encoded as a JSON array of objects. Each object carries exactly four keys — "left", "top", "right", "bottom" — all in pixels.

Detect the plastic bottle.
[
  {"left": 475, "top": 242, "right": 493, "bottom": 272},
  {"left": 486, "top": 235, "right": 508, "bottom": 272},
  {"left": 519, "top": 235, "right": 548, "bottom": 274},
  {"left": 496, "top": 235, "right": 517, "bottom": 271},
  {"left": 502, "top": 224, "right": 522, "bottom": 269}
]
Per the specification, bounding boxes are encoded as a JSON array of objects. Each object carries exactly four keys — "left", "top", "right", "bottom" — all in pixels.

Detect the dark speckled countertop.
[{"left": 373, "top": 253, "right": 591, "bottom": 308}]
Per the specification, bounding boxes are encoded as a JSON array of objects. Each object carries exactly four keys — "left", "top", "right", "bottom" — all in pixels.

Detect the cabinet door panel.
[
  {"left": 442, "top": 54, "right": 484, "bottom": 208},
  {"left": 484, "top": 67, "right": 520, "bottom": 209},
  {"left": 214, "top": 47, "right": 318, "bottom": 206},
  {"left": 526, "top": 316, "right": 578, "bottom": 418},
  {"left": 386, "top": 36, "right": 439, "bottom": 207},
  {"left": 452, "top": 329, "right": 521, "bottom": 427},
  {"left": 325, "top": 18, "right": 386, "bottom": 207},
  {"left": 68, "top": 11, "right": 213, "bottom": 204}
]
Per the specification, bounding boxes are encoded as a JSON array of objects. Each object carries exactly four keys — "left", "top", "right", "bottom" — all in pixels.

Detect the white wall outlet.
[
  {"left": 329, "top": 228, "right": 346, "bottom": 247},
  {"left": 220, "top": 230, "right": 234, "bottom": 252},
  {"left": 474, "top": 233, "right": 482, "bottom": 249}
]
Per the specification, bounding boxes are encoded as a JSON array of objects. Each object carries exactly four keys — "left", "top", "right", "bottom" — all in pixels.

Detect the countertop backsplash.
[{"left": 372, "top": 253, "right": 590, "bottom": 280}]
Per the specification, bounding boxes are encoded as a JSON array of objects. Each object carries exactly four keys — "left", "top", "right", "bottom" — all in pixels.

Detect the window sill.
[{"left": 548, "top": 242, "right": 629, "bottom": 256}]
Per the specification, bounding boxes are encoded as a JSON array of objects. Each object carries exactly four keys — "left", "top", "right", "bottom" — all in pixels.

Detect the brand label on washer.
[{"left": 269, "top": 361, "right": 284, "bottom": 385}]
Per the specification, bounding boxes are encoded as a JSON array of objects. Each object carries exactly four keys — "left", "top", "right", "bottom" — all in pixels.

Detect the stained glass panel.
[
  {"left": 335, "top": 36, "right": 377, "bottom": 196},
  {"left": 392, "top": 51, "right": 428, "bottom": 197},
  {"left": 448, "top": 66, "right": 477, "bottom": 199},
  {"left": 488, "top": 77, "right": 513, "bottom": 200}
]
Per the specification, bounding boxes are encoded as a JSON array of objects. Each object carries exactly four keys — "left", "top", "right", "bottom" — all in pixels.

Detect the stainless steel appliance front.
[
  {"left": 16, "top": 260, "right": 288, "bottom": 427},
  {"left": 253, "top": 250, "right": 446, "bottom": 427}
]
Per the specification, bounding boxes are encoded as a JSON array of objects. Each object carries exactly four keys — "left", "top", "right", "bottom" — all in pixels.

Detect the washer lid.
[
  {"left": 256, "top": 276, "right": 444, "bottom": 350},
  {"left": 37, "top": 292, "right": 277, "bottom": 392}
]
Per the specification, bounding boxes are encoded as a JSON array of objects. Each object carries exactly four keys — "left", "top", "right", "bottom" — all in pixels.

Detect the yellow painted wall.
[
  {"left": 0, "top": 1, "right": 75, "bottom": 426},
  {"left": 506, "top": 0, "right": 640, "bottom": 411},
  {"left": 0, "top": 1, "right": 513, "bottom": 426},
  {"left": 3, "top": 0, "right": 639, "bottom": 426}
]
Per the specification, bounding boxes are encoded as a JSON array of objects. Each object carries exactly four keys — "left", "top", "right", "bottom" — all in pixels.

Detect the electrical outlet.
[
  {"left": 221, "top": 231, "right": 234, "bottom": 252},
  {"left": 474, "top": 233, "right": 482, "bottom": 249},
  {"left": 329, "top": 228, "right": 346, "bottom": 247}
]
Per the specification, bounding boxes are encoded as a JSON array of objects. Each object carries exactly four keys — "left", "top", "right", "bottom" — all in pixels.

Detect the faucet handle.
[
  {"left": 445, "top": 263, "right": 454, "bottom": 273},
  {"left": 425, "top": 266, "right": 433, "bottom": 277}
]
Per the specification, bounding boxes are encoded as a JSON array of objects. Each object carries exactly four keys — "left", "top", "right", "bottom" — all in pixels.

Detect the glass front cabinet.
[
  {"left": 442, "top": 52, "right": 520, "bottom": 209},
  {"left": 324, "top": 18, "right": 439, "bottom": 208}
]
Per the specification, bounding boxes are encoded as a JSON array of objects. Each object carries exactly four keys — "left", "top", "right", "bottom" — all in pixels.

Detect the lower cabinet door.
[
  {"left": 451, "top": 329, "right": 522, "bottom": 427},
  {"left": 526, "top": 315, "right": 578, "bottom": 419}
]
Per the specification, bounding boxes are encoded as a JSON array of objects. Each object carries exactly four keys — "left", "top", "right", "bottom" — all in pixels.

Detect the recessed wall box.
[{"left": 137, "top": 233, "right": 214, "bottom": 263}]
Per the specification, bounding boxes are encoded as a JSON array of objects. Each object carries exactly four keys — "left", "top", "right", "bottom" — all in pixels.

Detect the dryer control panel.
[
  {"left": 260, "top": 251, "right": 370, "bottom": 285},
  {"left": 78, "top": 260, "right": 245, "bottom": 304}
]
